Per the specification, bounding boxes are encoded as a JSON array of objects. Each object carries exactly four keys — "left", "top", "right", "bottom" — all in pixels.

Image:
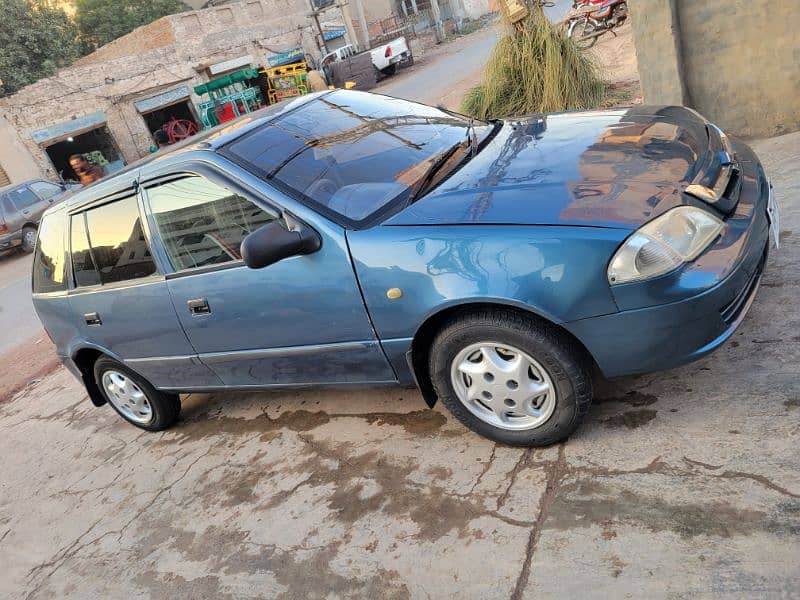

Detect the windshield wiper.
[
  {"left": 409, "top": 142, "right": 465, "bottom": 202},
  {"left": 466, "top": 117, "right": 479, "bottom": 157}
]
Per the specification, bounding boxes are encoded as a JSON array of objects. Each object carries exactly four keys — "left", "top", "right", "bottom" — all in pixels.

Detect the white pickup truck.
[{"left": 322, "top": 37, "right": 412, "bottom": 77}]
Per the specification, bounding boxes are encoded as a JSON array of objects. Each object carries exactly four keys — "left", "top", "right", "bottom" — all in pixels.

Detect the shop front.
[
  {"left": 135, "top": 86, "right": 202, "bottom": 149},
  {"left": 32, "top": 112, "right": 125, "bottom": 183}
]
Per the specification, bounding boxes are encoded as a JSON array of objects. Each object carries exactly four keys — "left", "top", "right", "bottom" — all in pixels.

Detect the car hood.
[{"left": 387, "top": 106, "right": 711, "bottom": 230}]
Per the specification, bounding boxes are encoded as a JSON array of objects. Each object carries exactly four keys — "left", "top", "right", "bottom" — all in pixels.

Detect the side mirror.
[{"left": 241, "top": 217, "right": 321, "bottom": 269}]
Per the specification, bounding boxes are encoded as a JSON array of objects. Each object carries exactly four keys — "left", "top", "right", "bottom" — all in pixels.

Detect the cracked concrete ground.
[{"left": 1, "top": 133, "right": 799, "bottom": 599}]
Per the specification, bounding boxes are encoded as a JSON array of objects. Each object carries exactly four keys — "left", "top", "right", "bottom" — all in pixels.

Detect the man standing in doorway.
[{"left": 68, "top": 154, "right": 105, "bottom": 186}]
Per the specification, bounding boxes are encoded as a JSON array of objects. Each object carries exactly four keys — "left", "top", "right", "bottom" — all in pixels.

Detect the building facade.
[{"left": 0, "top": 0, "right": 343, "bottom": 185}]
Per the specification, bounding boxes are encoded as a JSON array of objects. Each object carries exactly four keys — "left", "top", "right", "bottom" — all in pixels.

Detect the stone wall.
[
  {"left": 0, "top": 0, "right": 334, "bottom": 183},
  {"left": 630, "top": 0, "right": 799, "bottom": 138}
]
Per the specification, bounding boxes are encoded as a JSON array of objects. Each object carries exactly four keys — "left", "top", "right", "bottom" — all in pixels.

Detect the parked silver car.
[{"left": 0, "top": 180, "right": 78, "bottom": 253}]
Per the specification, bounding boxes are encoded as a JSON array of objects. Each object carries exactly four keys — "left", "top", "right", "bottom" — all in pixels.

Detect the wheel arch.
[
  {"left": 72, "top": 347, "right": 107, "bottom": 407},
  {"left": 408, "top": 301, "right": 597, "bottom": 408}
]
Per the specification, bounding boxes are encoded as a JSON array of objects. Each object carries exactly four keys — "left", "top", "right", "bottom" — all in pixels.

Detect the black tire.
[
  {"left": 20, "top": 226, "right": 37, "bottom": 253},
  {"left": 93, "top": 356, "right": 180, "bottom": 431},
  {"left": 429, "top": 310, "right": 592, "bottom": 446},
  {"left": 380, "top": 63, "right": 398, "bottom": 77}
]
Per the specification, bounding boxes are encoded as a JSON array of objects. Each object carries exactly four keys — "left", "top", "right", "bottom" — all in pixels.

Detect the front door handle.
[
  {"left": 187, "top": 298, "right": 211, "bottom": 315},
  {"left": 84, "top": 312, "right": 102, "bottom": 326}
]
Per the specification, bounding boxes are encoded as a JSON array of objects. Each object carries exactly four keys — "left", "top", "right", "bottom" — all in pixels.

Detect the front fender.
[{"left": 347, "top": 224, "right": 625, "bottom": 342}]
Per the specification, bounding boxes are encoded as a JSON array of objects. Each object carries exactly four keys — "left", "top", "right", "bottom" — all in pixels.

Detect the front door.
[{"left": 141, "top": 172, "right": 395, "bottom": 388}]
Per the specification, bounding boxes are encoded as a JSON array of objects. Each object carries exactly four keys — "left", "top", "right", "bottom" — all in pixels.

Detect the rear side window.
[
  {"left": 146, "top": 176, "right": 275, "bottom": 272},
  {"left": 8, "top": 186, "right": 39, "bottom": 209},
  {"left": 32, "top": 210, "right": 68, "bottom": 294},
  {"left": 82, "top": 196, "right": 156, "bottom": 285},
  {"left": 70, "top": 214, "right": 101, "bottom": 287}
]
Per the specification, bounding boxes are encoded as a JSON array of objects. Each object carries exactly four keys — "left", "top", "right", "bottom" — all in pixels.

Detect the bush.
[{"left": 462, "top": 9, "right": 604, "bottom": 119}]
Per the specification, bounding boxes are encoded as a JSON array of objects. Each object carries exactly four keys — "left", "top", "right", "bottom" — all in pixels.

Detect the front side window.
[
  {"left": 32, "top": 210, "right": 68, "bottom": 294},
  {"left": 147, "top": 176, "right": 276, "bottom": 272},
  {"left": 224, "top": 90, "right": 492, "bottom": 225},
  {"left": 30, "top": 181, "right": 63, "bottom": 201},
  {"left": 8, "top": 186, "right": 39, "bottom": 209},
  {"left": 83, "top": 196, "right": 156, "bottom": 285}
]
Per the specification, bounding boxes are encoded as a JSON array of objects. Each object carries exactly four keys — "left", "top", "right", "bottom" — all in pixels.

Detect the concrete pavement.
[{"left": 1, "top": 132, "right": 798, "bottom": 598}]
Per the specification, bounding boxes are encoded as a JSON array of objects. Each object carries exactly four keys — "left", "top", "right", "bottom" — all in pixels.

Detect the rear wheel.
[
  {"left": 429, "top": 310, "right": 592, "bottom": 446},
  {"left": 20, "top": 226, "right": 36, "bottom": 253},
  {"left": 93, "top": 357, "right": 180, "bottom": 431},
  {"left": 380, "top": 63, "right": 398, "bottom": 77}
]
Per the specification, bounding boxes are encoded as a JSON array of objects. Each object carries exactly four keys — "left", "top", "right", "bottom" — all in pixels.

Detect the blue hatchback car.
[{"left": 32, "top": 91, "right": 778, "bottom": 446}]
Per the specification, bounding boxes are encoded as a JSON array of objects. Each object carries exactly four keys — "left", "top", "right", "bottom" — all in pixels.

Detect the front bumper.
[{"left": 565, "top": 140, "right": 772, "bottom": 378}]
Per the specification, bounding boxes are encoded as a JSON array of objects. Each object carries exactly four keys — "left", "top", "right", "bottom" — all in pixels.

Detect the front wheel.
[
  {"left": 429, "top": 310, "right": 592, "bottom": 446},
  {"left": 567, "top": 19, "right": 599, "bottom": 49},
  {"left": 94, "top": 357, "right": 180, "bottom": 431}
]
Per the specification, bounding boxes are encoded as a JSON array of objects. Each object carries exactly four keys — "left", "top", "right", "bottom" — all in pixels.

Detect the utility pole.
[
  {"left": 352, "top": 0, "right": 370, "bottom": 50},
  {"left": 338, "top": 1, "right": 360, "bottom": 51},
  {"left": 429, "top": 0, "right": 445, "bottom": 43},
  {"left": 309, "top": 0, "right": 330, "bottom": 55},
  {"left": 452, "top": 0, "right": 466, "bottom": 32}
]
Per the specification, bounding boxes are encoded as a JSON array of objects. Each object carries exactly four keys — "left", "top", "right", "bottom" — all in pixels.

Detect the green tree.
[
  {"left": 75, "top": 0, "right": 187, "bottom": 50},
  {"left": 0, "top": 0, "right": 81, "bottom": 96}
]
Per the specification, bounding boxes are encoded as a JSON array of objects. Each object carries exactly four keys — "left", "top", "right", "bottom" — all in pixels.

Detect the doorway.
[
  {"left": 44, "top": 126, "right": 124, "bottom": 182},
  {"left": 141, "top": 100, "right": 201, "bottom": 147}
]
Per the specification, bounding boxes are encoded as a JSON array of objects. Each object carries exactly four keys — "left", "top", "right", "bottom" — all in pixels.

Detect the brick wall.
[
  {"left": 74, "top": 17, "right": 177, "bottom": 67},
  {"left": 631, "top": 0, "right": 799, "bottom": 138}
]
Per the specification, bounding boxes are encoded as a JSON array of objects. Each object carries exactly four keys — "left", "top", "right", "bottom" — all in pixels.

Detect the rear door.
[
  {"left": 66, "top": 191, "right": 220, "bottom": 389},
  {"left": 141, "top": 168, "right": 395, "bottom": 388}
]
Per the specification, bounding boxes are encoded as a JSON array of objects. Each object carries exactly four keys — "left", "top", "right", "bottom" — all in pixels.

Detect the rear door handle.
[
  {"left": 187, "top": 298, "right": 211, "bottom": 315},
  {"left": 84, "top": 312, "right": 102, "bottom": 326}
]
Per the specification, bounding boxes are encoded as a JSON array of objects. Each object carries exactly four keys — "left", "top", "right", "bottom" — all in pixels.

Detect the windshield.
[{"left": 223, "top": 90, "right": 492, "bottom": 226}]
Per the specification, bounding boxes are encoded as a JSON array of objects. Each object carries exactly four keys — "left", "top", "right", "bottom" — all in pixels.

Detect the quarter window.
[
  {"left": 83, "top": 196, "right": 156, "bottom": 285},
  {"left": 32, "top": 210, "right": 68, "bottom": 294},
  {"left": 146, "top": 176, "right": 276, "bottom": 272},
  {"left": 1, "top": 195, "right": 13, "bottom": 216}
]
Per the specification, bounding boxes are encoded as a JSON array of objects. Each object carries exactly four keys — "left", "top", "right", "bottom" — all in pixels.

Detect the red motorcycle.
[{"left": 564, "top": 0, "right": 628, "bottom": 49}]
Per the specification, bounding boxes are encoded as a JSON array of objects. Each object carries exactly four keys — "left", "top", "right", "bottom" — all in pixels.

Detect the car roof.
[{"left": 59, "top": 92, "right": 329, "bottom": 211}]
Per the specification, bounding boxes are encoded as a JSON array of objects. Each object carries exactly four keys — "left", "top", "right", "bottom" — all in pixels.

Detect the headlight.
[{"left": 608, "top": 206, "right": 723, "bottom": 285}]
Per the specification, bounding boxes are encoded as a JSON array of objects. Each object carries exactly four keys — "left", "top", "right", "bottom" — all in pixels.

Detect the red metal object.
[{"left": 164, "top": 118, "right": 199, "bottom": 143}]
